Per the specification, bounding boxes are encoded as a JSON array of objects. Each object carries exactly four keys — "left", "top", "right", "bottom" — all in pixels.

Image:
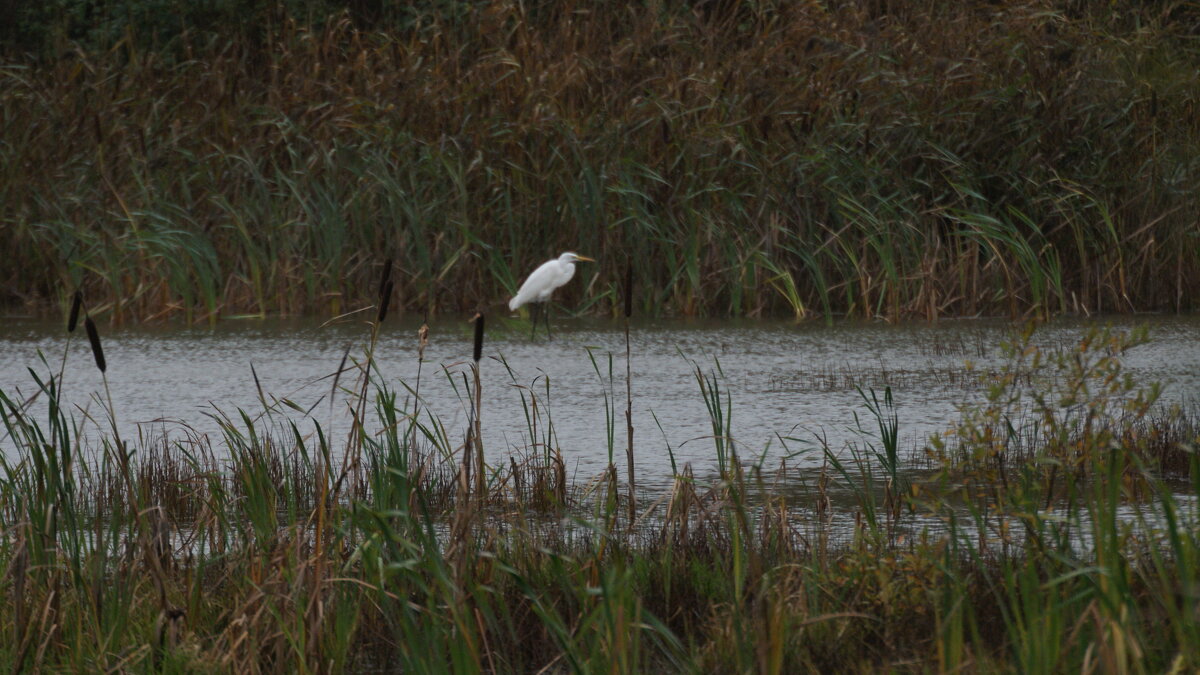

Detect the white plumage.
[
  {"left": 509, "top": 252, "right": 593, "bottom": 310},
  {"left": 509, "top": 252, "right": 594, "bottom": 338}
]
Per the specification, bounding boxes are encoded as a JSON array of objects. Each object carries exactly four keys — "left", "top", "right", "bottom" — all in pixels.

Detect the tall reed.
[
  {"left": 1, "top": 312, "right": 1199, "bottom": 671},
  {"left": 3, "top": 2, "right": 1198, "bottom": 321}
]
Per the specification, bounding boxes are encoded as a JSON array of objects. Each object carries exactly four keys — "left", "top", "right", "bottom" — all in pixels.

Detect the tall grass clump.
[
  {"left": 2, "top": 1, "right": 1199, "bottom": 320},
  {"left": 1, "top": 305, "right": 1199, "bottom": 670},
  {"left": 915, "top": 323, "right": 1200, "bottom": 671}
]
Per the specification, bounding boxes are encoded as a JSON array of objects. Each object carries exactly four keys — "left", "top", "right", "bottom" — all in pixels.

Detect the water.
[{"left": 3, "top": 314, "right": 1199, "bottom": 491}]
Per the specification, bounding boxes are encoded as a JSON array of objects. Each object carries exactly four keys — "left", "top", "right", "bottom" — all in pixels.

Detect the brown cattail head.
[
  {"left": 472, "top": 313, "right": 484, "bottom": 363},
  {"left": 418, "top": 323, "right": 429, "bottom": 360},
  {"left": 84, "top": 316, "right": 106, "bottom": 373},
  {"left": 68, "top": 291, "right": 83, "bottom": 332},
  {"left": 377, "top": 280, "right": 394, "bottom": 323},
  {"left": 624, "top": 264, "right": 633, "bottom": 319},
  {"left": 378, "top": 258, "right": 393, "bottom": 300}
]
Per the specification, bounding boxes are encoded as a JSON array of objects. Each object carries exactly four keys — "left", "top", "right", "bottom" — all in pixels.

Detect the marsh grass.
[
  {"left": 1, "top": 313, "right": 1200, "bottom": 671},
  {"left": 3, "top": 2, "right": 1200, "bottom": 321}
]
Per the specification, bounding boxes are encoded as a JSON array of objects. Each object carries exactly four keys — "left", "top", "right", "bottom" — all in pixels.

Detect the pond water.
[{"left": 2, "top": 314, "right": 1199, "bottom": 492}]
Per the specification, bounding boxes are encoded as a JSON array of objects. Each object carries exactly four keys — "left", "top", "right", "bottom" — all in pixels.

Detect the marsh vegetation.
[
  {"left": 3, "top": 0, "right": 1200, "bottom": 321},
  {"left": 1, "top": 309, "right": 1198, "bottom": 672},
  {"left": 3, "top": 1, "right": 1200, "bottom": 670}
]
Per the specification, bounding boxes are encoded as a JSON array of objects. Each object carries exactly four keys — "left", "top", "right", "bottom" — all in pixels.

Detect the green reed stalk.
[{"left": 56, "top": 290, "right": 83, "bottom": 390}]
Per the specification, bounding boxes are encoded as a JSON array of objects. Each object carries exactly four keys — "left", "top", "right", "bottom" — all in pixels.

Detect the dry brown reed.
[{"left": 2, "top": 2, "right": 1197, "bottom": 320}]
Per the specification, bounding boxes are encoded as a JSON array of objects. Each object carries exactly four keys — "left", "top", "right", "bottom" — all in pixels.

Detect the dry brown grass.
[{"left": 2, "top": 1, "right": 1198, "bottom": 321}]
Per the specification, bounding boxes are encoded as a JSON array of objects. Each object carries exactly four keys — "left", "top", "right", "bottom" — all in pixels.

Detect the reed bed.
[
  {"left": 3, "top": 1, "right": 1199, "bottom": 321},
  {"left": 1, "top": 310, "right": 1199, "bottom": 671}
]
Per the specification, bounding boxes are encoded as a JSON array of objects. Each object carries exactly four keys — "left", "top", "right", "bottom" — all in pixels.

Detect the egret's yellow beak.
[{"left": 575, "top": 255, "right": 595, "bottom": 262}]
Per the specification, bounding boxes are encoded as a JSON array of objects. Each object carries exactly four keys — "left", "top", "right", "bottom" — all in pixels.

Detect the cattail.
[
  {"left": 377, "top": 280, "right": 394, "bottom": 323},
  {"left": 84, "top": 316, "right": 106, "bottom": 373},
  {"left": 623, "top": 263, "right": 635, "bottom": 519},
  {"left": 472, "top": 313, "right": 484, "bottom": 363},
  {"left": 67, "top": 291, "right": 83, "bottom": 332},
  {"left": 624, "top": 263, "right": 633, "bottom": 319},
  {"left": 378, "top": 258, "right": 393, "bottom": 300},
  {"left": 418, "top": 323, "right": 429, "bottom": 361}
]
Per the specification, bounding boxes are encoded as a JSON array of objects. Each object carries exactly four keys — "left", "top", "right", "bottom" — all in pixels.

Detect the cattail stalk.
[
  {"left": 472, "top": 313, "right": 485, "bottom": 501},
  {"left": 344, "top": 258, "right": 394, "bottom": 492},
  {"left": 57, "top": 289, "right": 85, "bottom": 400},
  {"left": 624, "top": 263, "right": 633, "bottom": 320},
  {"left": 86, "top": 316, "right": 120, "bottom": 448},
  {"left": 85, "top": 316, "right": 136, "bottom": 535},
  {"left": 410, "top": 322, "right": 430, "bottom": 458},
  {"left": 624, "top": 264, "right": 636, "bottom": 521}
]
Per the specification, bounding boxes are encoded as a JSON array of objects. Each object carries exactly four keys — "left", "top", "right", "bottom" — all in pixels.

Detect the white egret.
[{"left": 508, "top": 252, "right": 595, "bottom": 339}]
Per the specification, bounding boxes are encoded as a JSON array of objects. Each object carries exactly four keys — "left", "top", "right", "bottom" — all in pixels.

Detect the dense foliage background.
[{"left": 3, "top": 0, "right": 1198, "bottom": 321}]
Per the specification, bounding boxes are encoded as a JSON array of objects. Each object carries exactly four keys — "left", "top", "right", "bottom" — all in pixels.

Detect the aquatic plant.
[{"left": 1, "top": 315, "right": 1198, "bottom": 671}]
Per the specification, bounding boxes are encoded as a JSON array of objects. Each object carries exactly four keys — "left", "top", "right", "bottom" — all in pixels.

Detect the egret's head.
[{"left": 559, "top": 252, "right": 595, "bottom": 263}]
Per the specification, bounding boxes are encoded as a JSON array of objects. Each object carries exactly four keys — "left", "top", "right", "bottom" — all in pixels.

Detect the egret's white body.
[{"left": 509, "top": 252, "right": 594, "bottom": 338}]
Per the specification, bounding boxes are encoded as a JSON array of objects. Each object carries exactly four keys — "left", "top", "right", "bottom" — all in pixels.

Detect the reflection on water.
[{"left": 2, "top": 315, "right": 1199, "bottom": 491}]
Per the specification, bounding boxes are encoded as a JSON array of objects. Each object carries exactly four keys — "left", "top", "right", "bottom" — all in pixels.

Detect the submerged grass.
[
  {"left": 1, "top": 310, "right": 1199, "bottom": 671},
  {"left": 3, "top": 2, "right": 1200, "bottom": 321}
]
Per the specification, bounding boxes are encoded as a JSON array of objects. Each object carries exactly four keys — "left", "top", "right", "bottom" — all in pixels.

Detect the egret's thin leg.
[
  {"left": 544, "top": 303, "right": 553, "bottom": 340},
  {"left": 530, "top": 304, "right": 539, "bottom": 339}
]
